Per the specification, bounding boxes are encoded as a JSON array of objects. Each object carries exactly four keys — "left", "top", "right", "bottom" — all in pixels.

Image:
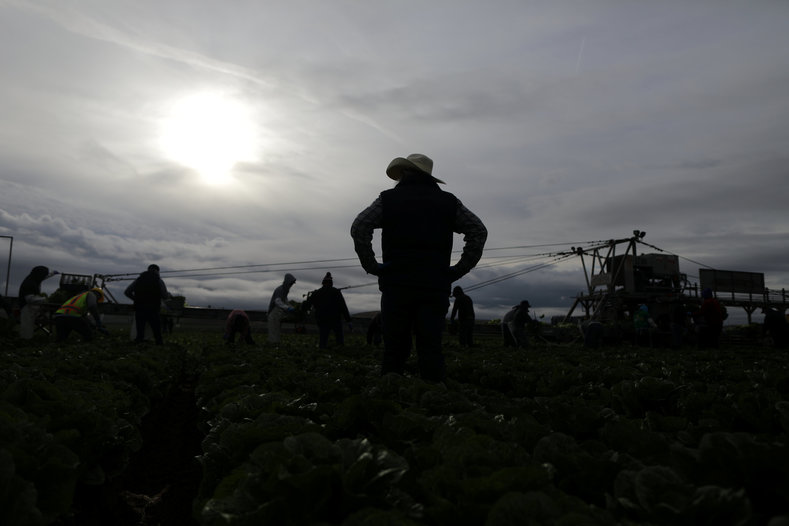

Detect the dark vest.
[{"left": 380, "top": 178, "right": 457, "bottom": 291}]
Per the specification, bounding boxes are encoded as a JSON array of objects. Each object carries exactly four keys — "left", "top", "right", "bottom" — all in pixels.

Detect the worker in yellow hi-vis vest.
[{"left": 54, "top": 287, "right": 108, "bottom": 342}]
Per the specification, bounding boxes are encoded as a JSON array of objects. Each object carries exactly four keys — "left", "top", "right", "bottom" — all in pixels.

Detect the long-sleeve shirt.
[
  {"left": 304, "top": 285, "right": 351, "bottom": 324},
  {"left": 350, "top": 195, "right": 487, "bottom": 281},
  {"left": 268, "top": 274, "right": 296, "bottom": 312},
  {"left": 225, "top": 309, "right": 249, "bottom": 331},
  {"left": 225, "top": 309, "right": 252, "bottom": 338}
]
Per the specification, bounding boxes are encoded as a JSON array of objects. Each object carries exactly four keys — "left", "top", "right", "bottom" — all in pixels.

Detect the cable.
[
  {"left": 339, "top": 281, "right": 378, "bottom": 291},
  {"left": 104, "top": 263, "right": 362, "bottom": 282},
  {"left": 474, "top": 253, "right": 557, "bottom": 270},
  {"left": 482, "top": 240, "right": 607, "bottom": 252},
  {"left": 100, "top": 256, "right": 359, "bottom": 280},
  {"left": 93, "top": 234, "right": 732, "bottom": 309},
  {"left": 637, "top": 239, "right": 714, "bottom": 270},
  {"left": 96, "top": 237, "right": 617, "bottom": 294},
  {"left": 464, "top": 253, "right": 576, "bottom": 292},
  {"left": 101, "top": 242, "right": 599, "bottom": 280}
]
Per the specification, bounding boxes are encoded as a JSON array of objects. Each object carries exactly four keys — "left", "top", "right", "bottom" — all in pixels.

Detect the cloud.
[{"left": 1, "top": 1, "right": 788, "bottom": 325}]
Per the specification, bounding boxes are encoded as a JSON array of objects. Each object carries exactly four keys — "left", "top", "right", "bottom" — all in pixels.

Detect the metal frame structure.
[
  {"left": 56, "top": 272, "right": 121, "bottom": 303},
  {"left": 564, "top": 230, "right": 787, "bottom": 325},
  {"left": 563, "top": 230, "right": 691, "bottom": 323}
]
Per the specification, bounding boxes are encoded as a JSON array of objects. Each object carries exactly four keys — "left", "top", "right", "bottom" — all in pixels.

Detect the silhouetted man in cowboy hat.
[{"left": 351, "top": 153, "right": 487, "bottom": 382}]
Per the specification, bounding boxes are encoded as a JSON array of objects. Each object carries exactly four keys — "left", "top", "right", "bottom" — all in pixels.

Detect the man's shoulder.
[
  {"left": 384, "top": 183, "right": 457, "bottom": 196},
  {"left": 316, "top": 286, "right": 343, "bottom": 297},
  {"left": 383, "top": 185, "right": 458, "bottom": 208},
  {"left": 138, "top": 270, "right": 156, "bottom": 280}
]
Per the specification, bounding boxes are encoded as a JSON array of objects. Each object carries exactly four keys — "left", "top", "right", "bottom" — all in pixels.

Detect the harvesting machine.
[
  {"left": 562, "top": 230, "right": 692, "bottom": 324},
  {"left": 563, "top": 230, "right": 786, "bottom": 326}
]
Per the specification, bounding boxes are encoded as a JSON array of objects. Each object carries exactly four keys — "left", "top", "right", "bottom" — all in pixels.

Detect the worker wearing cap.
[
  {"left": 351, "top": 153, "right": 487, "bottom": 382},
  {"left": 303, "top": 272, "right": 352, "bottom": 349},
  {"left": 54, "top": 287, "right": 108, "bottom": 342}
]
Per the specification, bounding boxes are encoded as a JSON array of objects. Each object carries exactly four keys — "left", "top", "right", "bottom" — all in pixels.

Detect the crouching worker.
[
  {"left": 54, "top": 287, "right": 108, "bottom": 342},
  {"left": 224, "top": 309, "right": 255, "bottom": 345},
  {"left": 502, "top": 300, "right": 534, "bottom": 348}
]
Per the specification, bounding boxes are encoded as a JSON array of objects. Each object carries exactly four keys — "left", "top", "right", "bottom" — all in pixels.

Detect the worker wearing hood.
[{"left": 267, "top": 273, "right": 296, "bottom": 344}]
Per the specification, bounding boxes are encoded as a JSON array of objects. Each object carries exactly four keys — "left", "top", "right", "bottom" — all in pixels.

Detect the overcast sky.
[{"left": 1, "top": 0, "right": 787, "bottom": 323}]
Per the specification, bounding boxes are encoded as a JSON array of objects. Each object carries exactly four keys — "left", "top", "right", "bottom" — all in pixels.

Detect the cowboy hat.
[{"left": 386, "top": 153, "right": 445, "bottom": 184}]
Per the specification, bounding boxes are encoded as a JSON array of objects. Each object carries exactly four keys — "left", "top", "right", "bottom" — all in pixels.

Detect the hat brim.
[{"left": 386, "top": 158, "right": 445, "bottom": 184}]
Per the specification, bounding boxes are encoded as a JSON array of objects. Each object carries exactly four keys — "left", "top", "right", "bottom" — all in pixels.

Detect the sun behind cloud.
[{"left": 159, "top": 92, "right": 258, "bottom": 184}]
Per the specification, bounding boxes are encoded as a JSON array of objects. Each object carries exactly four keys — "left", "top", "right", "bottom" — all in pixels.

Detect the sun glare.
[{"left": 159, "top": 93, "right": 258, "bottom": 184}]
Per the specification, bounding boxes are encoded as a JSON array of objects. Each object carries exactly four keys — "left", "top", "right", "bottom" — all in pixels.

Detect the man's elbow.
[{"left": 478, "top": 225, "right": 489, "bottom": 244}]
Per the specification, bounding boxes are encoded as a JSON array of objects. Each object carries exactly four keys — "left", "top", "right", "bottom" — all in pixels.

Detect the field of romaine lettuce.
[{"left": 2, "top": 328, "right": 788, "bottom": 525}]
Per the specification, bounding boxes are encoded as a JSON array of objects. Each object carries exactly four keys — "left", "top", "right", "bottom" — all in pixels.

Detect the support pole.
[{"left": 1, "top": 236, "right": 12, "bottom": 297}]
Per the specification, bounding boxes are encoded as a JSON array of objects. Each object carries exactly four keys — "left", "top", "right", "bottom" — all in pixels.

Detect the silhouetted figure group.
[
  {"left": 24, "top": 151, "right": 788, "bottom": 389},
  {"left": 247, "top": 271, "right": 354, "bottom": 350}
]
